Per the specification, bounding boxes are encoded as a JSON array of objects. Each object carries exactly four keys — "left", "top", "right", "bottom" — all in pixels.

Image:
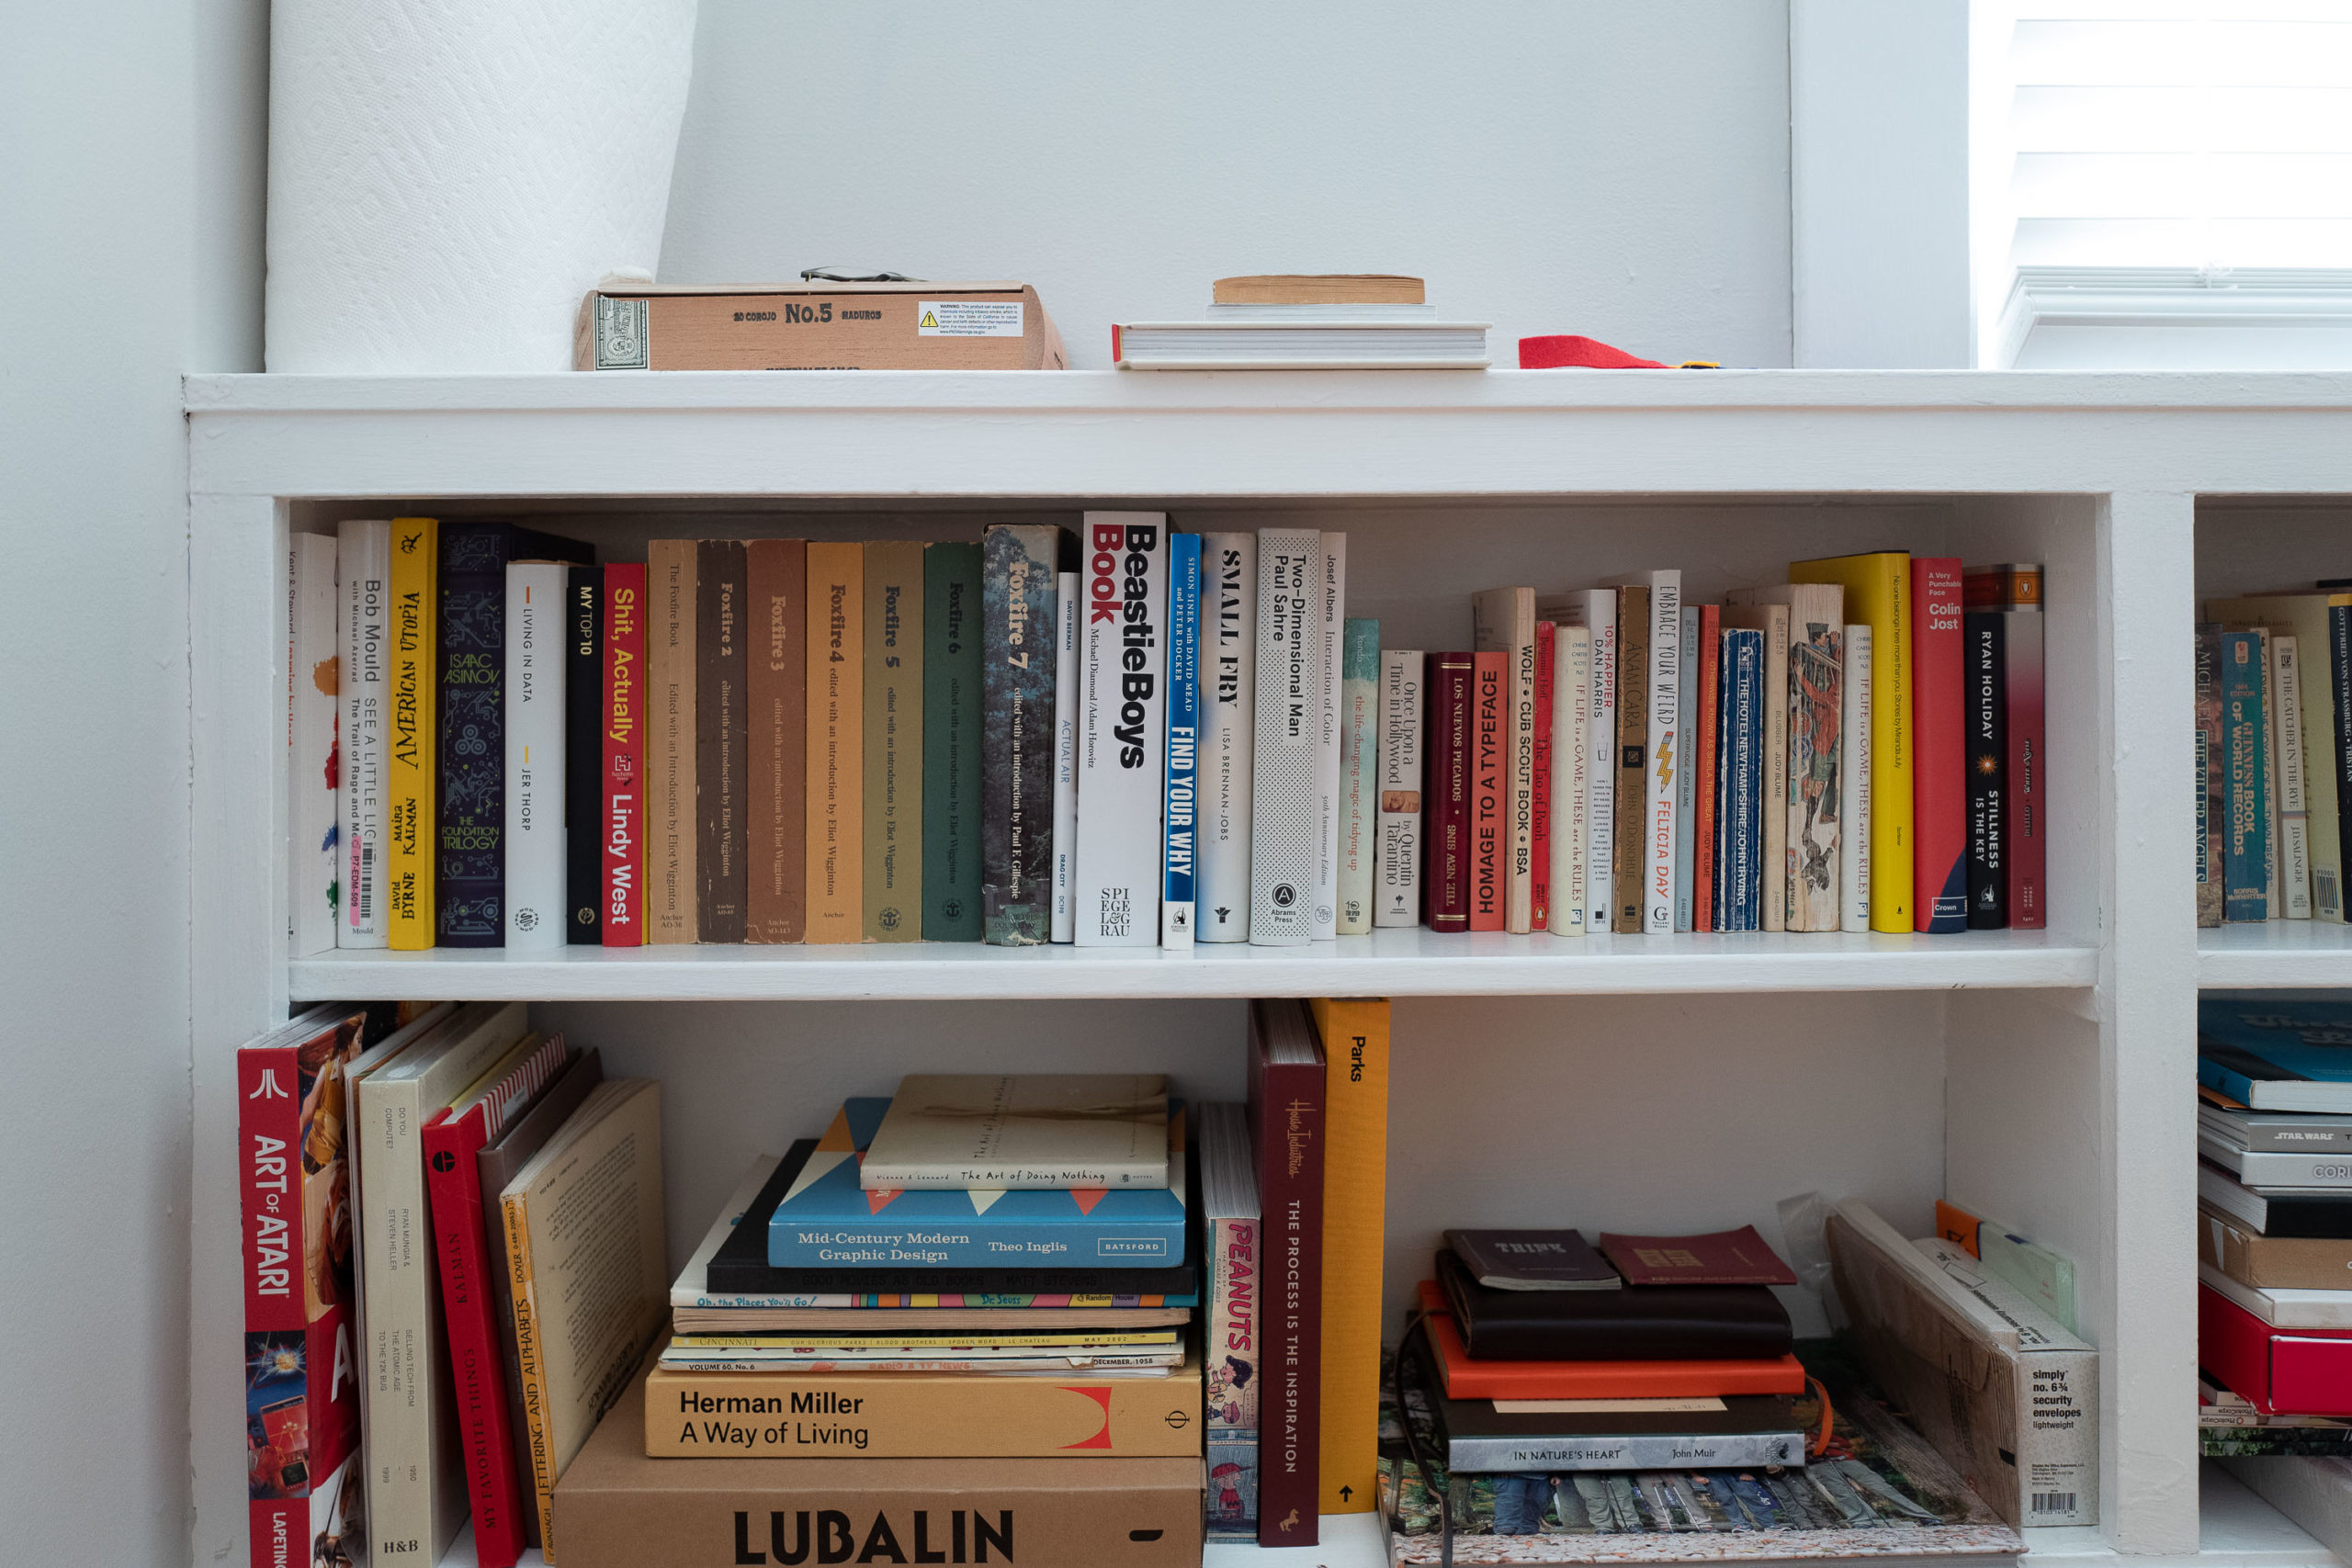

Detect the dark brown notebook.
[{"left": 1435, "top": 1248, "right": 1792, "bottom": 1362}]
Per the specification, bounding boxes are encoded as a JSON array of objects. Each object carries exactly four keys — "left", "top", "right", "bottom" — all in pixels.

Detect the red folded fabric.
[{"left": 1519, "top": 334, "right": 1668, "bottom": 369}]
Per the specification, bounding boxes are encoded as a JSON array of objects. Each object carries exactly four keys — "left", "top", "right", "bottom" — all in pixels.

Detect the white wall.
[
  {"left": 659, "top": 0, "right": 1796, "bottom": 369},
  {"left": 0, "top": 0, "right": 265, "bottom": 1561}
]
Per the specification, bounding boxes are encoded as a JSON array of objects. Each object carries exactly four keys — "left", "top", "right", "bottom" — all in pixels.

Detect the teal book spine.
[
  {"left": 2223, "top": 629, "right": 2270, "bottom": 922},
  {"left": 922, "top": 542, "right": 983, "bottom": 940}
]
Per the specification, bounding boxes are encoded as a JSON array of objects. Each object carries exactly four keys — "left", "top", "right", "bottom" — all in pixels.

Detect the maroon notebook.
[
  {"left": 1596, "top": 1225, "right": 1799, "bottom": 1286},
  {"left": 1423, "top": 653, "right": 1476, "bottom": 931},
  {"left": 1248, "top": 998, "right": 1325, "bottom": 1548}
]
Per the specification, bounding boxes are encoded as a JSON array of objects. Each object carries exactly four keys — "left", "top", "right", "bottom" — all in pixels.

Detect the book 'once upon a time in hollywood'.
[{"left": 859, "top": 1074, "right": 1171, "bottom": 1190}]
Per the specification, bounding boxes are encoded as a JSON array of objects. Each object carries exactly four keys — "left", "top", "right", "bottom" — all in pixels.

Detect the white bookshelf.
[{"left": 184, "top": 369, "right": 2352, "bottom": 1568}]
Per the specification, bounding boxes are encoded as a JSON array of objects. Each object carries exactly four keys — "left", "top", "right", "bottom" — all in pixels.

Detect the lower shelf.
[
  {"left": 2200, "top": 921, "right": 2352, "bottom": 989},
  {"left": 288, "top": 927, "right": 2097, "bottom": 1002}
]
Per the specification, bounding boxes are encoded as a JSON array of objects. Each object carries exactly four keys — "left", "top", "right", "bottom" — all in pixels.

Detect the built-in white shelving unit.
[{"left": 185, "top": 369, "right": 2352, "bottom": 1568}]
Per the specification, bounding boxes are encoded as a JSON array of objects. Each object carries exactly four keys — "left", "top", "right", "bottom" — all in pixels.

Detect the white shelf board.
[
  {"left": 288, "top": 927, "right": 2096, "bottom": 1002},
  {"left": 185, "top": 368, "right": 2352, "bottom": 500},
  {"left": 1205, "top": 1514, "right": 1385, "bottom": 1568},
  {"left": 2200, "top": 923, "right": 2352, "bottom": 989}
]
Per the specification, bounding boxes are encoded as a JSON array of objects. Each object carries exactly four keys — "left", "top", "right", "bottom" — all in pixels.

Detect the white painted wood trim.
[
  {"left": 2098, "top": 490, "right": 2201, "bottom": 1554},
  {"left": 2201, "top": 923, "right": 2352, "bottom": 988}
]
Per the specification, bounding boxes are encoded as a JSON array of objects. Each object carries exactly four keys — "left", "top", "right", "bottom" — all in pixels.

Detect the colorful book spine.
[
  {"left": 2196, "top": 623, "right": 2224, "bottom": 928},
  {"left": 1840, "top": 625, "right": 1873, "bottom": 932},
  {"left": 1674, "top": 604, "right": 1700, "bottom": 931},
  {"left": 697, "top": 539, "right": 750, "bottom": 942},
  {"left": 563, "top": 566, "right": 604, "bottom": 943},
  {"left": 240, "top": 1012, "right": 366, "bottom": 1568},
  {"left": 1052, "top": 569, "right": 1080, "bottom": 942},
  {"left": 806, "top": 541, "right": 865, "bottom": 942},
  {"left": 2224, "top": 628, "right": 2271, "bottom": 922},
  {"left": 746, "top": 538, "right": 807, "bottom": 943},
  {"left": 1789, "top": 609, "right": 1844, "bottom": 932},
  {"left": 1965, "top": 610, "right": 2007, "bottom": 929},
  {"left": 1538, "top": 590, "right": 1616, "bottom": 932},
  {"left": 1424, "top": 653, "right": 1476, "bottom": 931},
  {"left": 647, "top": 538, "right": 700, "bottom": 943},
  {"left": 503, "top": 562, "right": 567, "bottom": 949},
  {"left": 339, "top": 519, "right": 390, "bottom": 948},
  {"left": 289, "top": 534, "right": 341, "bottom": 957},
  {"left": 1249, "top": 1001, "right": 1324, "bottom": 1548},
  {"left": 1692, "top": 608, "right": 1721, "bottom": 932},
  {"left": 1314, "top": 533, "right": 1347, "bottom": 940},
  {"left": 862, "top": 540, "right": 923, "bottom": 942},
  {"left": 1721, "top": 627, "right": 1764, "bottom": 931},
  {"left": 1250, "top": 529, "right": 1323, "bottom": 946},
  {"left": 1075, "top": 512, "right": 1169, "bottom": 946},
  {"left": 1337, "top": 616, "right": 1377, "bottom": 935},
  {"left": 1376, "top": 650, "right": 1426, "bottom": 929},
  {"left": 1530, "top": 619, "right": 1555, "bottom": 931},
  {"left": 1470, "top": 649, "right": 1508, "bottom": 931},
  {"left": 1722, "top": 600, "right": 1788, "bottom": 932},
  {"left": 381, "top": 517, "right": 434, "bottom": 950},
  {"left": 1164, "top": 532, "right": 1203, "bottom": 946},
  {"left": 2277, "top": 634, "right": 2314, "bottom": 919},
  {"left": 1204, "top": 1111, "right": 1261, "bottom": 1541},
  {"left": 1310, "top": 997, "right": 1388, "bottom": 1516},
  {"left": 1611, "top": 585, "right": 1649, "bottom": 933},
  {"left": 1472, "top": 587, "right": 1538, "bottom": 934},
  {"left": 1638, "top": 572, "right": 1683, "bottom": 933},
  {"left": 422, "top": 1106, "right": 531, "bottom": 1568},
  {"left": 1912, "top": 557, "right": 1967, "bottom": 931},
  {"left": 979, "top": 524, "right": 1063, "bottom": 945},
  {"left": 1792, "top": 552, "right": 1912, "bottom": 931},
  {"left": 1200, "top": 534, "right": 1256, "bottom": 942},
  {"left": 601, "top": 564, "right": 646, "bottom": 944},
  {"left": 1550, "top": 626, "right": 1591, "bottom": 936},
  {"left": 921, "top": 541, "right": 982, "bottom": 942}
]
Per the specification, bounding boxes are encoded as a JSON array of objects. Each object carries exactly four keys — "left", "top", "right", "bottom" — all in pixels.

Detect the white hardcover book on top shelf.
[
  {"left": 1250, "top": 530, "right": 1323, "bottom": 946},
  {"left": 1603, "top": 570, "right": 1681, "bottom": 934},
  {"left": 1313, "top": 532, "right": 1346, "bottom": 940},
  {"left": 1109, "top": 299, "right": 1490, "bottom": 370},
  {"left": 337, "top": 519, "right": 390, "bottom": 949},
  {"left": 1551, "top": 624, "right": 1592, "bottom": 935},
  {"left": 1073, "top": 513, "right": 1168, "bottom": 946},
  {"left": 860, "top": 1075, "right": 1170, "bottom": 1190},
  {"left": 1052, "top": 570, "right": 1080, "bottom": 943},
  {"left": 1842, "top": 624, "right": 1872, "bottom": 933},
  {"left": 289, "top": 532, "right": 341, "bottom": 957},
  {"left": 1375, "top": 649, "right": 1425, "bottom": 929},
  {"left": 1198, "top": 534, "right": 1255, "bottom": 943},
  {"left": 504, "top": 561, "right": 568, "bottom": 949},
  {"left": 1537, "top": 590, "right": 1616, "bottom": 934}
]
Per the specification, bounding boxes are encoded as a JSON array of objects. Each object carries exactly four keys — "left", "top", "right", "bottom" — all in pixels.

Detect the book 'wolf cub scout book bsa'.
[{"left": 859, "top": 1075, "right": 1170, "bottom": 1190}]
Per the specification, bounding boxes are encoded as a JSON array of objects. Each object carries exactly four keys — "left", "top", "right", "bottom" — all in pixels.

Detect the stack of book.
[
  {"left": 2199, "top": 997, "right": 2352, "bottom": 1441},
  {"left": 2195, "top": 584, "right": 2352, "bottom": 926},
  {"left": 1109, "top": 274, "right": 1492, "bottom": 370},
  {"left": 298, "top": 525, "right": 2048, "bottom": 957}
]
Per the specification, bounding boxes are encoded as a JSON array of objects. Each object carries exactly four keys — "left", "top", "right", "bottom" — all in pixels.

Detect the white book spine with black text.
[
  {"left": 1312, "top": 532, "right": 1346, "bottom": 939},
  {"left": 1375, "top": 649, "right": 1424, "bottom": 927},
  {"left": 290, "top": 534, "right": 340, "bottom": 957},
  {"left": 1198, "top": 533, "right": 1255, "bottom": 942},
  {"left": 1052, "top": 570, "right": 1080, "bottom": 942},
  {"left": 505, "top": 561, "right": 568, "bottom": 948},
  {"left": 1537, "top": 590, "right": 1615, "bottom": 932},
  {"left": 1250, "top": 529, "right": 1322, "bottom": 945},
  {"left": 1073, "top": 512, "right": 1168, "bottom": 946},
  {"left": 1551, "top": 624, "right": 1591, "bottom": 935},
  {"left": 338, "top": 519, "right": 390, "bottom": 948},
  {"left": 1605, "top": 570, "right": 1681, "bottom": 933}
]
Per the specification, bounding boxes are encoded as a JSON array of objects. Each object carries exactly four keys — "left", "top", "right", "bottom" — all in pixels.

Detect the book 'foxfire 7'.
[
  {"left": 1075, "top": 513, "right": 1169, "bottom": 945},
  {"left": 980, "top": 525, "right": 1069, "bottom": 945}
]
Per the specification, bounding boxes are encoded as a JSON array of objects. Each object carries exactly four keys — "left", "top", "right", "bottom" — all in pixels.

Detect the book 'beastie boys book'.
[{"left": 1074, "top": 513, "right": 1170, "bottom": 946}]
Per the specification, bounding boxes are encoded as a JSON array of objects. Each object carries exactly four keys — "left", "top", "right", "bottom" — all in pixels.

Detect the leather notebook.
[{"left": 1436, "top": 1247, "right": 1792, "bottom": 1362}]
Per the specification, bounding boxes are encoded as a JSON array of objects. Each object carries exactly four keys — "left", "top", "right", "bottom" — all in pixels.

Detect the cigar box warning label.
[
  {"left": 594, "top": 296, "right": 650, "bottom": 368},
  {"left": 918, "top": 301, "right": 1023, "bottom": 337}
]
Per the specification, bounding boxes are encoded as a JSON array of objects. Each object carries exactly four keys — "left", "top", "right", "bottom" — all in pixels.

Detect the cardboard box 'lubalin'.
[
  {"left": 575, "top": 280, "right": 1068, "bottom": 371},
  {"left": 556, "top": 1367, "right": 1203, "bottom": 1568}
]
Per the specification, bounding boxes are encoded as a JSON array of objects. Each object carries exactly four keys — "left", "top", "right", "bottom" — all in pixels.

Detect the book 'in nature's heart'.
[{"left": 1596, "top": 1225, "right": 1799, "bottom": 1286}]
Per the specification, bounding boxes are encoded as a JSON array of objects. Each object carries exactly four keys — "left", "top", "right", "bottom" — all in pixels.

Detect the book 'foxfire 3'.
[{"left": 1074, "top": 512, "right": 1169, "bottom": 945}]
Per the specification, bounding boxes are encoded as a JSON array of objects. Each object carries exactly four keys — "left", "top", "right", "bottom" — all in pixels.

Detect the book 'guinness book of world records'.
[{"left": 1074, "top": 512, "right": 1169, "bottom": 946}]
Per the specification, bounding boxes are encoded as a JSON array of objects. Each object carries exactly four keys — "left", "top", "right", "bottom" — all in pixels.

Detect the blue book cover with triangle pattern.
[{"left": 769, "top": 1099, "right": 1188, "bottom": 1268}]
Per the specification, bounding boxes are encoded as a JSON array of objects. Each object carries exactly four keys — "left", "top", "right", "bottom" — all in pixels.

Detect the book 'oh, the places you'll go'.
[{"left": 858, "top": 1074, "right": 1171, "bottom": 1190}]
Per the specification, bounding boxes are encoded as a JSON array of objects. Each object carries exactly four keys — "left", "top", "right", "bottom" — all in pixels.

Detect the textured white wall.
[
  {"left": 0, "top": 0, "right": 265, "bottom": 1561},
  {"left": 659, "top": 0, "right": 1795, "bottom": 369}
]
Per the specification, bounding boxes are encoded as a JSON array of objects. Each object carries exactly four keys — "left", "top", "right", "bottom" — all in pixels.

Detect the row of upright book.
[
  {"left": 2193, "top": 584, "right": 2352, "bottom": 926},
  {"left": 294, "top": 525, "right": 2049, "bottom": 953}
]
